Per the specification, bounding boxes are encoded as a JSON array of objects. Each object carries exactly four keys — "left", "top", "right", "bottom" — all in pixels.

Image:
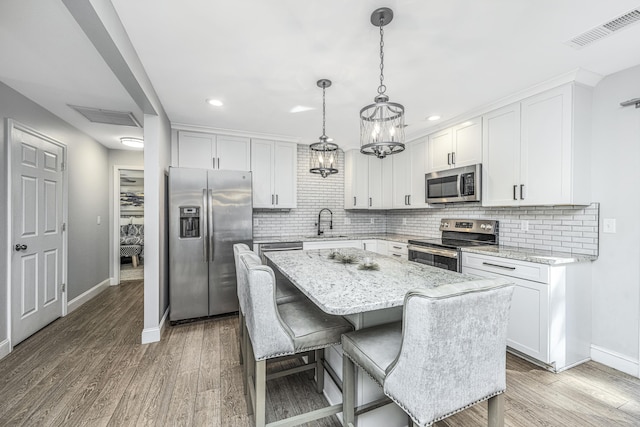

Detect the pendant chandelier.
[
  {"left": 360, "top": 7, "right": 405, "bottom": 159},
  {"left": 309, "top": 79, "right": 339, "bottom": 178}
]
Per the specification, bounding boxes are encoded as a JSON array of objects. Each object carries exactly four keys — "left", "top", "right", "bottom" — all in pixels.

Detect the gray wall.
[
  {"left": 590, "top": 64, "right": 640, "bottom": 362},
  {"left": 0, "top": 82, "right": 110, "bottom": 344}
]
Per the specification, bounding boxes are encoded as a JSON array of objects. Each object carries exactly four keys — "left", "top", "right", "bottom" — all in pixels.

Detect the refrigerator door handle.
[
  {"left": 202, "top": 189, "right": 208, "bottom": 262},
  {"left": 209, "top": 189, "right": 215, "bottom": 262}
]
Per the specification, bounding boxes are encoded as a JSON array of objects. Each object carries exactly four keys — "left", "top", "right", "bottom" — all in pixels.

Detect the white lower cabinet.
[
  {"left": 461, "top": 252, "right": 591, "bottom": 372},
  {"left": 386, "top": 242, "right": 408, "bottom": 261}
]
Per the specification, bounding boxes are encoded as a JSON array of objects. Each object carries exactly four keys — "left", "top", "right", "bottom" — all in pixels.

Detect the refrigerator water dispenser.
[{"left": 179, "top": 207, "right": 200, "bottom": 238}]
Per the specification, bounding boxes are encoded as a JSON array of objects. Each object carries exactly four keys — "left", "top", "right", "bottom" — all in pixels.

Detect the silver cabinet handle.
[
  {"left": 392, "top": 253, "right": 402, "bottom": 257},
  {"left": 353, "top": 196, "right": 356, "bottom": 206},
  {"left": 392, "top": 245, "right": 402, "bottom": 249},
  {"left": 407, "top": 195, "right": 411, "bottom": 205},
  {"left": 482, "top": 262, "right": 516, "bottom": 270},
  {"left": 520, "top": 184, "right": 525, "bottom": 200},
  {"left": 276, "top": 194, "right": 279, "bottom": 205},
  {"left": 447, "top": 153, "right": 451, "bottom": 165},
  {"left": 513, "top": 185, "right": 517, "bottom": 201},
  {"left": 369, "top": 197, "right": 372, "bottom": 207},
  {"left": 451, "top": 152, "right": 455, "bottom": 165},
  {"left": 217, "top": 157, "right": 220, "bottom": 169}
]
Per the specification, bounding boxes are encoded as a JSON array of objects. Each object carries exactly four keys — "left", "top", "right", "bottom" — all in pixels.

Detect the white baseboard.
[
  {"left": 0, "top": 339, "right": 11, "bottom": 361},
  {"left": 110, "top": 277, "right": 118, "bottom": 286},
  {"left": 67, "top": 278, "right": 111, "bottom": 314},
  {"left": 141, "top": 306, "right": 169, "bottom": 344},
  {"left": 591, "top": 344, "right": 639, "bottom": 377}
]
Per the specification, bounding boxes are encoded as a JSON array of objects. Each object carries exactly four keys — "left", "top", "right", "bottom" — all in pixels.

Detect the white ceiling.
[{"left": 2, "top": 1, "right": 640, "bottom": 151}]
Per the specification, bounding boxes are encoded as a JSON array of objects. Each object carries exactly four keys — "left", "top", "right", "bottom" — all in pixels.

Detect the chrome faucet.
[{"left": 316, "top": 208, "right": 333, "bottom": 236}]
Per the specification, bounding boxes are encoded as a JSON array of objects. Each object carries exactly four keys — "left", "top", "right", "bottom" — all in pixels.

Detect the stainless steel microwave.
[{"left": 425, "top": 164, "right": 482, "bottom": 203}]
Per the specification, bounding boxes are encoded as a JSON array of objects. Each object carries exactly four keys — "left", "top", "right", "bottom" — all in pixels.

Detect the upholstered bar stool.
[
  {"left": 341, "top": 279, "right": 514, "bottom": 427},
  {"left": 233, "top": 243, "right": 253, "bottom": 366},
  {"left": 239, "top": 251, "right": 354, "bottom": 427},
  {"left": 233, "top": 244, "right": 305, "bottom": 368}
]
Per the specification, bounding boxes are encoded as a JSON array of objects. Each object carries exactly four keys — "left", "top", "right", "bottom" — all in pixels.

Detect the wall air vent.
[
  {"left": 68, "top": 105, "right": 141, "bottom": 127},
  {"left": 566, "top": 8, "right": 640, "bottom": 49}
]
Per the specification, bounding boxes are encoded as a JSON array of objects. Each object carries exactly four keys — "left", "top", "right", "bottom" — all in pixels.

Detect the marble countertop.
[
  {"left": 461, "top": 245, "right": 597, "bottom": 265},
  {"left": 265, "top": 248, "right": 511, "bottom": 315},
  {"left": 254, "top": 233, "right": 424, "bottom": 245}
]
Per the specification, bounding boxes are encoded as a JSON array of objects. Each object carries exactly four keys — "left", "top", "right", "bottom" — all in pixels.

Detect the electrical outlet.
[
  {"left": 402, "top": 218, "right": 407, "bottom": 226},
  {"left": 603, "top": 218, "right": 616, "bottom": 233},
  {"left": 96, "top": 215, "right": 101, "bottom": 225},
  {"left": 370, "top": 218, "right": 374, "bottom": 224},
  {"left": 520, "top": 220, "right": 528, "bottom": 232}
]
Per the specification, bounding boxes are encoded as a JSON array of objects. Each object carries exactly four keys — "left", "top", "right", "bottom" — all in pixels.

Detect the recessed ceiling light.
[
  {"left": 290, "top": 105, "right": 314, "bottom": 113},
  {"left": 121, "top": 137, "right": 144, "bottom": 148},
  {"left": 427, "top": 115, "right": 441, "bottom": 121},
  {"left": 206, "top": 98, "right": 224, "bottom": 107}
]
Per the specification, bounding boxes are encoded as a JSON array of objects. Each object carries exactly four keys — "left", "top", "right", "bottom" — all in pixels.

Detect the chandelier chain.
[
  {"left": 322, "top": 83, "right": 326, "bottom": 137},
  {"left": 378, "top": 18, "right": 386, "bottom": 95}
]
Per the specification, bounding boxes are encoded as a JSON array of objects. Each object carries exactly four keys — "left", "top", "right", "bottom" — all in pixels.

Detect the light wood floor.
[{"left": 1, "top": 280, "right": 639, "bottom": 426}]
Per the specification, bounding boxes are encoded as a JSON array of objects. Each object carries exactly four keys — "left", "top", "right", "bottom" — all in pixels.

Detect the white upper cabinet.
[
  {"left": 482, "top": 104, "right": 522, "bottom": 206},
  {"left": 427, "top": 117, "right": 482, "bottom": 173},
  {"left": 368, "top": 157, "right": 393, "bottom": 209},
  {"left": 251, "top": 139, "right": 297, "bottom": 209},
  {"left": 344, "top": 150, "right": 369, "bottom": 209},
  {"left": 177, "top": 131, "right": 250, "bottom": 171},
  {"left": 344, "top": 150, "right": 392, "bottom": 210},
  {"left": 427, "top": 128, "right": 453, "bottom": 172},
  {"left": 392, "top": 138, "right": 428, "bottom": 209},
  {"left": 483, "top": 83, "right": 591, "bottom": 207}
]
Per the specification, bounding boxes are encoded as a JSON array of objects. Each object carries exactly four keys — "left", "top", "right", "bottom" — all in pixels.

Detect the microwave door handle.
[{"left": 459, "top": 174, "right": 464, "bottom": 197}]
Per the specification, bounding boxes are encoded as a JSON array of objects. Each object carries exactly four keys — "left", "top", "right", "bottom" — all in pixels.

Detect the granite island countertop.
[
  {"left": 265, "top": 247, "right": 512, "bottom": 315},
  {"left": 461, "top": 245, "right": 597, "bottom": 265},
  {"left": 254, "top": 233, "right": 425, "bottom": 245}
]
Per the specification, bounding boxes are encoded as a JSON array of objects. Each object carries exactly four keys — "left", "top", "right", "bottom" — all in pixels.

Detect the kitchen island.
[{"left": 265, "top": 248, "right": 512, "bottom": 427}]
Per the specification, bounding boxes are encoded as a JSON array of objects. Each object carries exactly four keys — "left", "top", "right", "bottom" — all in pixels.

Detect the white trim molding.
[
  {"left": 67, "top": 278, "right": 111, "bottom": 314},
  {"left": 591, "top": 344, "right": 639, "bottom": 377},
  {"left": 172, "top": 122, "right": 301, "bottom": 144},
  {"left": 0, "top": 339, "right": 10, "bottom": 361},
  {"left": 141, "top": 305, "right": 169, "bottom": 344}
]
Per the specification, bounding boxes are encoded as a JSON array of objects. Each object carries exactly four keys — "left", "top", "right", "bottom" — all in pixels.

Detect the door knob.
[{"left": 15, "top": 244, "right": 27, "bottom": 251}]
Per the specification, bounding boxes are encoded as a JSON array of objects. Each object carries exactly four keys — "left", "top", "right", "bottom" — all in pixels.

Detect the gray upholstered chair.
[
  {"left": 341, "top": 279, "right": 514, "bottom": 427},
  {"left": 233, "top": 243, "right": 253, "bottom": 366},
  {"left": 239, "top": 251, "right": 354, "bottom": 427}
]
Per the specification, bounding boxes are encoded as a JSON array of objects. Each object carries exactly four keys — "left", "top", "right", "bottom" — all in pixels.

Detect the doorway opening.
[{"left": 114, "top": 167, "right": 144, "bottom": 283}]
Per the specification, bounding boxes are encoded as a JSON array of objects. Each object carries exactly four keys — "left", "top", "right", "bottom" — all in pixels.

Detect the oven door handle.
[{"left": 408, "top": 245, "right": 458, "bottom": 258}]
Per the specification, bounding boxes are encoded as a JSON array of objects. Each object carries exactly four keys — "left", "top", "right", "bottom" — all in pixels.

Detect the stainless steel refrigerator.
[{"left": 169, "top": 167, "right": 252, "bottom": 322}]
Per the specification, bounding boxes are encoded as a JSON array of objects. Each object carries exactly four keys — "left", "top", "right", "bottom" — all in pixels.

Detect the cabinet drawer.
[
  {"left": 387, "top": 242, "right": 408, "bottom": 260},
  {"left": 461, "top": 252, "right": 549, "bottom": 283},
  {"left": 387, "top": 242, "right": 408, "bottom": 254}
]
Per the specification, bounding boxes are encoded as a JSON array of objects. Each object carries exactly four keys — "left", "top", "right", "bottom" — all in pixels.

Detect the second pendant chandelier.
[{"left": 309, "top": 79, "right": 339, "bottom": 178}]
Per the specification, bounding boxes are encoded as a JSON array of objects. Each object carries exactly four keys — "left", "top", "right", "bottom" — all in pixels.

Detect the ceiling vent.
[
  {"left": 68, "top": 105, "right": 141, "bottom": 127},
  {"left": 566, "top": 8, "right": 640, "bottom": 49}
]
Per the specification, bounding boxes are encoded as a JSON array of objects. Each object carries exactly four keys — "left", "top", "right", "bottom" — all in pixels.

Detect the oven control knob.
[
  {"left": 480, "top": 224, "right": 486, "bottom": 229},
  {"left": 442, "top": 222, "right": 449, "bottom": 228},
  {"left": 485, "top": 224, "right": 493, "bottom": 230}
]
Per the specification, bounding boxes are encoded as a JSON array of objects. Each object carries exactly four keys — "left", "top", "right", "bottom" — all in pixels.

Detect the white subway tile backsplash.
[{"left": 253, "top": 145, "right": 600, "bottom": 256}]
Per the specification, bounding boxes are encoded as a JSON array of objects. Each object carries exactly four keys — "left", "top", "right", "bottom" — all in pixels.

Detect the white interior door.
[{"left": 10, "top": 122, "right": 65, "bottom": 346}]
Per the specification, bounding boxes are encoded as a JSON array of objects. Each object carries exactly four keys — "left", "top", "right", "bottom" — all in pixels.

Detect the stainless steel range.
[{"left": 408, "top": 219, "right": 499, "bottom": 272}]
